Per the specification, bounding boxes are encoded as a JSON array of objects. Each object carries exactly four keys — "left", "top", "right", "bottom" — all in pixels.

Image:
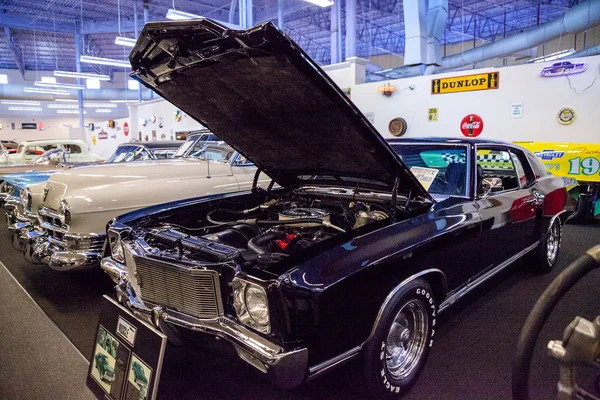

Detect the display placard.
[
  {"left": 431, "top": 72, "right": 499, "bottom": 95},
  {"left": 87, "top": 295, "right": 167, "bottom": 400}
]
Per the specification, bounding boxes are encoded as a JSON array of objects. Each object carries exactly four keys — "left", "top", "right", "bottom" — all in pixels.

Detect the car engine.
[{"left": 142, "top": 196, "right": 391, "bottom": 270}]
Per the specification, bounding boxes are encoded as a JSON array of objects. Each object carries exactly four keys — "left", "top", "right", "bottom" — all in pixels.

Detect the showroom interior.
[{"left": 0, "top": 0, "right": 600, "bottom": 399}]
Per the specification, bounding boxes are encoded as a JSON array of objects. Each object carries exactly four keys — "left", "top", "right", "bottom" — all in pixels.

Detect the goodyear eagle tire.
[{"left": 364, "top": 279, "right": 436, "bottom": 399}]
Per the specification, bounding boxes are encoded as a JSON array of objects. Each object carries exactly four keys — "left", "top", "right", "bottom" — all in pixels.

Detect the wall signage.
[
  {"left": 377, "top": 83, "right": 397, "bottom": 97},
  {"left": 389, "top": 117, "right": 408, "bottom": 137},
  {"left": 92, "top": 136, "right": 97, "bottom": 146},
  {"left": 88, "top": 123, "right": 95, "bottom": 131},
  {"left": 98, "top": 131, "right": 108, "bottom": 140},
  {"left": 21, "top": 122, "right": 37, "bottom": 129},
  {"left": 123, "top": 122, "right": 129, "bottom": 136},
  {"left": 108, "top": 120, "right": 116, "bottom": 128},
  {"left": 540, "top": 61, "right": 587, "bottom": 77},
  {"left": 557, "top": 107, "right": 576, "bottom": 125},
  {"left": 11, "top": 122, "right": 15, "bottom": 130},
  {"left": 511, "top": 102, "right": 523, "bottom": 118},
  {"left": 432, "top": 72, "right": 499, "bottom": 95},
  {"left": 460, "top": 114, "right": 484, "bottom": 137},
  {"left": 428, "top": 108, "right": 438, "bottom": 121},
  {"left": 174, "top": 110, "right": 181, "bottom": 122}
]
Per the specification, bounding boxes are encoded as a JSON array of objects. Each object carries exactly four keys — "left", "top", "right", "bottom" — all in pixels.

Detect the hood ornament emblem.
[{"left": 43, "top": 188, "right": 49, "bottom": 202}]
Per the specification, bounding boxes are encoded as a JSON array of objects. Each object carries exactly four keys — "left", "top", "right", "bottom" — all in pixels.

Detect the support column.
[
  {"left": 246, "top": 0, "right": 253, "bottom": 28},
  {"left": 74, "top": 31, "right": 84, "bottom": 128},
  {"left": 239, "top": 0, "right": 246, "bottom": 27},
  {"left": 345, "top": 0, "right": 356, "bottom": 59},
  {"left": 330, "top": 0, "right": 339, "bottom": 63},
  {"left": 143, "top": 5, "right": 152, "bottom": 99},
  {"left": 134, "top": 0, "right": 142, "bottom": 103}
]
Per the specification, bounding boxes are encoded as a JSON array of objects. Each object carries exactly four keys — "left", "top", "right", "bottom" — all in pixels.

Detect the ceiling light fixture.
[
  {"left": 115, "top": 36, "right": 137, "bottom": 47},
  {"left": 24, "top": 87, "right": 70, "bottom": 95},
  {"left": 84, "top": 103, "right": 117, "bottom": 108},
  {"left": 1, "top": 100, "right": 42, "bottom": 105},
  {"left": 165, "top": 9, "right": 241, "bottom": 29},
  {"left": 34, "top": 81, "right": 85, "bottom": 90},
  {"left": 528, "top": 49, "right": 576, "bottom": 63},
  {"left": 95, "top": 109, "right": 112, "bottom": 113},
  {"left": 302, "top": 0, "right": 334, "bottom": 7},
  {"left": 7, "top": 107, "right": 43, "bottom": 112},
  {"left": 47, "top": 104, "right": 79, "bottom": 109},
  {"left": 109, "top": 99, "right": 139, "bottom": 103},
  {"left": 54, "top": 70, "right": 111, "bottom": 81},
  {"left": 54, "top": 99, "right": 78, "bottom": 102},
  {"left": 80, "top": 56, "right": 130, "bottom": 68},
  {"left": 56, "top": 109, "right": 87, "bottom": 114}
]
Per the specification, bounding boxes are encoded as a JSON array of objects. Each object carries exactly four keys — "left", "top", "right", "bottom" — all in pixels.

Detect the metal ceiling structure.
[{"left": 0, "top": 0, "right": 587, "bottom": 72}]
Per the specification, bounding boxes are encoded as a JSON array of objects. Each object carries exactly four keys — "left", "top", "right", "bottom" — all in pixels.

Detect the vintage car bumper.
[
  {"left": 114, "top": 279, "right": 309, "bottom": 389},
  {"left": 31, "top": 207, "right": 106, "bottom": 271},
  {"left": 100, "top": 257, "right": 127, "bottom": 284}
]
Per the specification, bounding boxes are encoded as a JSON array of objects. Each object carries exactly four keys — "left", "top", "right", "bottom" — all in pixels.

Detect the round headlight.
[{"left": 244, "top": 285, "right": 269, "bottom": 326}]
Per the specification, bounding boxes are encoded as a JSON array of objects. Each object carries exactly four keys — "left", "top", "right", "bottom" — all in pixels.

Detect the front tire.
[
  {"left": 528, "top": 217, "right": 562, "bottom": 273},
  {"left": 363, "top": 279, "right": 436, "bottom": 399}
]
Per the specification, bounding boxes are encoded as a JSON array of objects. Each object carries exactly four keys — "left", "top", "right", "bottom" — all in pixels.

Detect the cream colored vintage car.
[
  {"left": 0, "top": 139, "right": 103, "bottom": 166},
  {"left": 26, "top": 139, "right": 262, "bottom": 271}
]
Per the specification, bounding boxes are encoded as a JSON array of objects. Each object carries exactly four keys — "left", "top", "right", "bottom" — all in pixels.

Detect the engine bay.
[{"left": 141, "top": 192, "right": 394, "bottom": 271}]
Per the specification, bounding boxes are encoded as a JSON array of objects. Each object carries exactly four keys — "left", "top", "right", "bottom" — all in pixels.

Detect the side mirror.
[{"left": 480, "top": 177, "right": 504, "bottom": 197}]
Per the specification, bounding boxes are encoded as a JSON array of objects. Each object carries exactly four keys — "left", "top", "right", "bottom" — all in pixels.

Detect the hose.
[
  {"left": 247, "top": 231, "right": 287, "bottom": 255},
  {"left": 255, "top": 218, "right": 346, "bottom": 232},
  {"left": 512, "top": 245, "right": 600, "bottom": 400}
]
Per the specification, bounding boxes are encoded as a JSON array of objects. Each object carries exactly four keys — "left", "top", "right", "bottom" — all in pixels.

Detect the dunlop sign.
[{"left": 431, "top": 72, "right": 499, "bottom": 95}]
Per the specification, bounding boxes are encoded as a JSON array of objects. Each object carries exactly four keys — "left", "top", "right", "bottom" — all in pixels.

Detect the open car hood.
[{"left": 130, "top": 19, "right": 432, "bottom": 201}]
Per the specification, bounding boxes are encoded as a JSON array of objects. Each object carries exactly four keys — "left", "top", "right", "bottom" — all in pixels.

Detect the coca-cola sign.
[{"left": 460, "top": 114, "right": 484, "bottom": 137}]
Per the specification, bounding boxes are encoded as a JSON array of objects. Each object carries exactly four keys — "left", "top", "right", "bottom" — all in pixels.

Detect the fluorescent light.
[
  {"left": 302, "top": 0, "right": 334, "bottom": 7},
  {"left": 95, "top": 109, "right": 112, "bottom": 113},
  {"left": 54, "top": 99, "right": 78, "bottom": 102},
  {"left": 165, "top": 9, "right": 241, "bottom": 29},
  {"left": 0, "top": 74, "right": 8, "bottom": 84},
  {"left": 86, "top": 79, "right": 101, "bottom": 89},
  {"left": 41, "top": 76, "right": 57, "bottom": 84},
  {"left": 80, "top": 56, "right": 130, "bottom": 68},
  {"left": 109, "top": 99, "right": 139, "bottom": 103},
  {"left": 1, "top": 100, "right": 41, "bottom": 105},
  {"left": 115, "top": 36, "right": 136, "bottom": 47},
  {"left": 166, "top": 8, "right": 202, "bottom": 20},
  {"left": 84, "top": 103, "right": 117, "bottom": 108},
  {"left": 8, "top": 107, "right": 43, "bottom": 111},
  {"left": 56, "top": 109, "right": 87, "bottom": 114},
  {"left": 24, "top": 87, "right": 70, "bottom": 95},
  {"left": 54, "top": 70, "right": 111, "bottom": 81},
  {"left": 529, "top": 49, "right": 576, "bottom": 63},
  {"left": 47, "top": 104, "right": 78, "bottom": 109},
  {"left": 128, "top": 80, "right": 139, "bottom": 90},
  {"left": 34, "top": 81, "right": 85, "bottom": 90}
]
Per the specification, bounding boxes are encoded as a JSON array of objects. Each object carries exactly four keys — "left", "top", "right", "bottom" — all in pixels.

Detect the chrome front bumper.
[
  {"left": 100, "top": 257, "right": 127, "bottom": 284},
  {"left": 30, "top": 235, "right": 103, "bottom": 271},
  {"left": 113, "top": 274, "right": 308, "bottom": 389}
]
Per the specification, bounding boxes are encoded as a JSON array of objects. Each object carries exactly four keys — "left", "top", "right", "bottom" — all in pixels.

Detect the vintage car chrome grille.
[
  {"left": 132, "top": 255, "right": 222, "bottom": 319},
  {"left": 39, "top": 207, "right": 67, "bottom": 230}
]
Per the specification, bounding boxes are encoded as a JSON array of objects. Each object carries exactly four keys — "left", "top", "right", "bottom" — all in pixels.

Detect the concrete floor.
[{"left": 0, "top": 218, "right": 599, "bottom": 399}]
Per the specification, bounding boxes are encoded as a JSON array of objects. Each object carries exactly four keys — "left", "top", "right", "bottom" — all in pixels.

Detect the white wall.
[
  {"left": 0, "top": 115, "right": 106, "bottom": 142},
  {"left": 349, "top": 54, "right": 600, "bottom": 143},
  {"left": 128, "top": 99, "right": 205, "bottom": 141},
  {"left": 83, "top": 117, "right": 131, "bottom": 158}
]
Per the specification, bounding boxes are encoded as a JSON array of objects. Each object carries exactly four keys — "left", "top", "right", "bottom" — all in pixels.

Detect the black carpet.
[{"left": 0, "top": 219, "right": 599, "bottom": 399}]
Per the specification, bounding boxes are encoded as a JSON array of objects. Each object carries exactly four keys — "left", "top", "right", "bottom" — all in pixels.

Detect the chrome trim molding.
[
  {"left": 307, "top": 345, "right": 362, "bottom": 380},
  {"left": 438, "top": 241, "right": 540, "bottom": 313},
  {"left": 367, "top": 268, "right": 446, "bottom": 343}
]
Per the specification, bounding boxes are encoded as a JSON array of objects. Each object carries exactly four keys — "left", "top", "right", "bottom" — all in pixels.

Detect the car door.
[{"left": 474, "top": 146, "right": 539, "bottom": 271}]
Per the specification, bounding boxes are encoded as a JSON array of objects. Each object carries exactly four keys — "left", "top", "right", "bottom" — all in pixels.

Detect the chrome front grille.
[{"left": 132, "top": 255, "right": 222, "bottom": 319}]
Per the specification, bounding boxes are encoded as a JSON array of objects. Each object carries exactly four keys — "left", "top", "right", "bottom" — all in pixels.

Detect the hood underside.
[{"left": 129, "top": 19, "right": 431, "bottom": 201}]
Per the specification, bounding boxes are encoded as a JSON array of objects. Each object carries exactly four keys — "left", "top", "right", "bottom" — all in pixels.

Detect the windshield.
[
  {"left": 197, "top": 147, "right": 234, "bottom": 162},
  {"left": 33, "top": 149, "right": 65, "bottom": 165},
  {"left": 174, "top": 133, "right": 221, "bottom": 158},
  {"left": 106, "top": 145, "right": 152, "bottom": 163},
  {"left": 391, "top": 144, "right": 468, "bottom": 197}
]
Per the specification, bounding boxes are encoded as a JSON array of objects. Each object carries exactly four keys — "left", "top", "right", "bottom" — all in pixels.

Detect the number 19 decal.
[{"left": 569, "top": 157, "right": 600, "bottom": 175}]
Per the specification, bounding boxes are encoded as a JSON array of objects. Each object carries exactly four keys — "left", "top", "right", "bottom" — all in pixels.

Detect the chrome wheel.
[
  {"left": 546, "top": 221, "right": 560, "bottom": 265},
  {"left": 385, "top": 299, "right": 429, "bottom": 380}
]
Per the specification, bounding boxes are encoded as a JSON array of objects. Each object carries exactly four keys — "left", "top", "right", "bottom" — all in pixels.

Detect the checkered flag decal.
[
  {"left": 441, "top": 152, "right": 466, "bottom": 164},
  {"left": 476, "top": 153, "right": 513, "bottom": 169}
]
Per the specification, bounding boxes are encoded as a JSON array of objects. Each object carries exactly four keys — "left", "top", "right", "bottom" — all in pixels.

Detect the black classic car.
[{"left": 101, "top": 20, "right": 572, "bottom": 398}]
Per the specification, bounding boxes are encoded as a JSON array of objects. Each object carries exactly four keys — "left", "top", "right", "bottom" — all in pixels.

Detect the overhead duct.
[
  {"left": 425, "top": 0, "right": 449, "bottom": 73},
  {"left": 559, "top": 44, "right": 600, "bottom": 60},
  {"left": 402, "top": 0, "right": 428, "bottom": 65},
  {"left": 0, "top": 85, "right": 153, "bottom": 102},
  {"left": 377, "top": 0, "right": 600, "bottom": 78}
]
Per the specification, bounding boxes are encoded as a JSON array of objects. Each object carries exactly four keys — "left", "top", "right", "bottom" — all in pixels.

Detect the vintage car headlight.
[
  {"left": 20, "top": 189, "right": 32, "bottom": 211},
  {"left": 107, "top": 227, "right": 127, "bottom": 263},
  {"left": 232, "top": 278, "right": 271, "bottom": 334},
  {"left": 58, "top": 200, "right": 71, "bottom": 225}
]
